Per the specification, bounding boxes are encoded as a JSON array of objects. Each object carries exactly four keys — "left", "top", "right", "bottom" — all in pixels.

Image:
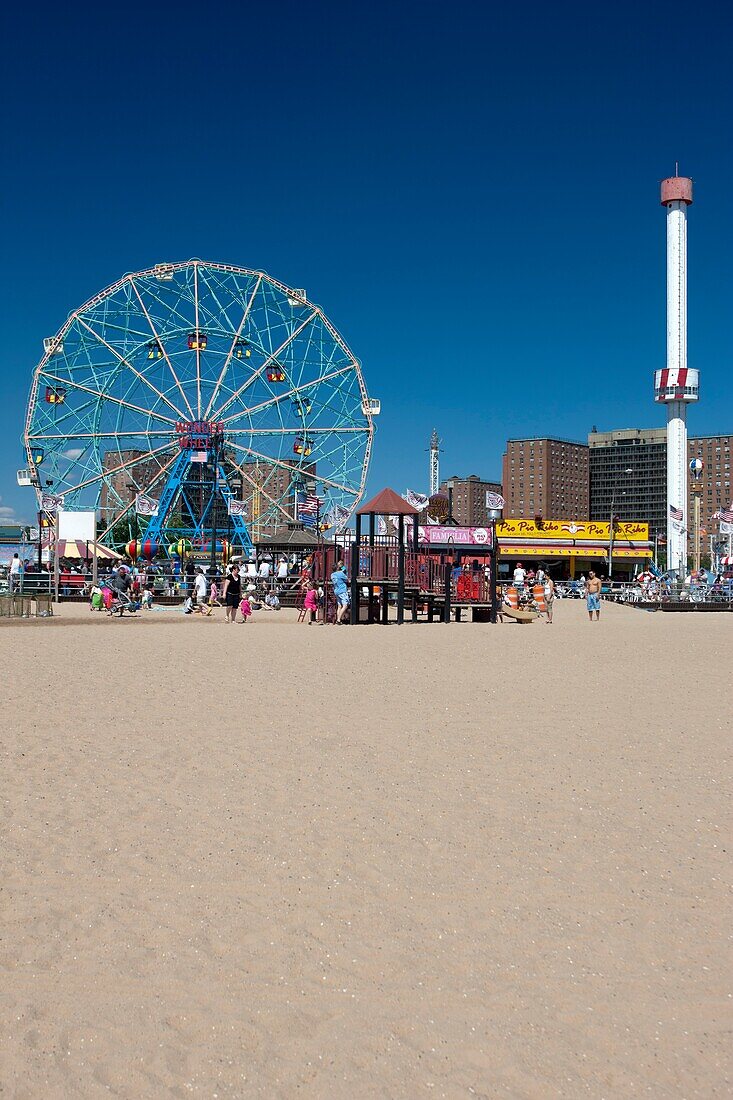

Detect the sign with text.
[
  {"left": 417, "top": 525, "right": 493, "bottom": 548},
  {"left": 496, "top": 518, "right": 648, "bottom": 541},
  {"left": 497, "top": 545, "right": 650, "bottom": 558}
]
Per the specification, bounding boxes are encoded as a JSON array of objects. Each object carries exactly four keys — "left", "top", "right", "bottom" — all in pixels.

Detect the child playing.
[
  {"left": 303, "top": 581, "right": 320, "bottom": 624},
  {"left": 208, "top": 579, "right": 221, "bottom": 608},
  {"left": 238, "top": 594, "right": 253, "bottom": 623}
]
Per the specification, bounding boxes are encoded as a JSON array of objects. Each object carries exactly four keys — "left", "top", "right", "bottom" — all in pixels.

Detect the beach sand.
[{"left": 1, "top": 601, "right": 730, "bottom": 1098}]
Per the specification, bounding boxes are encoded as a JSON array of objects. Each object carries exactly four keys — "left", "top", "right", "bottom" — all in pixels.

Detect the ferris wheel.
[{"left": 22, "top": 260, "right": 378, "bottom": 551}]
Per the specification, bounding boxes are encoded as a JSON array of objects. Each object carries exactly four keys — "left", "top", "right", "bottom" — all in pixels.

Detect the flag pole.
[
  {"left": 53, "top": 509, "right": 60, "bottom": 603},
  {"left": 92, "top": 511, "right": 98, "bottom": 587}
]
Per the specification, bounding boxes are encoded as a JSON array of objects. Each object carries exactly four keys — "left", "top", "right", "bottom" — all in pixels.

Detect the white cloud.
[
  {"left": 63, "top": 448, "right": 84, "bottom": 460},
  {"left": 0, "top": 496, "right": 26, "bottom": 524}
]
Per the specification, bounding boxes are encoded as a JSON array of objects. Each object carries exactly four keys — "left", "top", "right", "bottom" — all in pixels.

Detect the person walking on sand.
[
  {"left": 544, "top": 573, "right": 555, "bottom": 623},
  {"left": 222, "top": 563, "right": 242, "bottom": 623},
  {"left": 194, "top": 566, "right": 208, "bottom": 608},
  {"left": 9, "top": 553, "right": 22, "bottom": 593},
  {"left": 585, "top": 570, "right": 602, "bottom": 621}
]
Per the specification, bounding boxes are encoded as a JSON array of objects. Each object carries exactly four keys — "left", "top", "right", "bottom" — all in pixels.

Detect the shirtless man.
[{"left": 585, "top": 570, "right": 602, "bottom": 621}]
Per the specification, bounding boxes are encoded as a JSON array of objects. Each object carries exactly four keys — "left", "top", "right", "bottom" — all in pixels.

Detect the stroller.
[{"left": 106, "top": 585, "right": 140, "bottom": 616}]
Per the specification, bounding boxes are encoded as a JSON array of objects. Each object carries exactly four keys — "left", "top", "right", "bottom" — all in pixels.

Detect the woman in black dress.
[{"left": 222, "top": 563, "right": 242, "bottom": 623}]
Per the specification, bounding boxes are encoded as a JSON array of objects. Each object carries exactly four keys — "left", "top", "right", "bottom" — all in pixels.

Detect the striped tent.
[{"left": 42, "top": 536, "right": 123, "bottom": 560}]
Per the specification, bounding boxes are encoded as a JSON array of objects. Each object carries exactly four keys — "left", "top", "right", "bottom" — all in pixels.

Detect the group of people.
[
  {"left": 508, "top": 562, "right": 603, "bottom": 622},
  {"left": 301, "top": 561, "right": 350, "bottom": 624},
  {"left": 195, "top": 563, "right": 282, "bottom": 623},
  {"left": 507, "top": 562, "right": 556, "bottom": 623}
]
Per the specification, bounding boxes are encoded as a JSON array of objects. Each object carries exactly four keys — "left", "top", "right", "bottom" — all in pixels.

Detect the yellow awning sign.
[{"left": 498, "top": 545, "right": 650, "bottom": 558}]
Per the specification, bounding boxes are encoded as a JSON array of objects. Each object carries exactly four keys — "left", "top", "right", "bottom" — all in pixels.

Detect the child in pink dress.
[
  {"left": 238, "top": 594, "right": 252, "bottom": 623},
  {"left": 303, "top": 581, "right": 320, "bottom": 624}
]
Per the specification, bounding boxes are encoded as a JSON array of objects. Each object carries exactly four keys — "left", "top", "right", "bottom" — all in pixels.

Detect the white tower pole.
[
  {"left": 656, "top": 175, "right": 696, "bottom": 577},
  {"left": 666, "top": 197, "right": 688, "bottom": 575}
]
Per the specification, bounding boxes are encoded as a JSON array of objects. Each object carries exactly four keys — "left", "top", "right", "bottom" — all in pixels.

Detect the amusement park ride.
[{"left": 19, "top": 260, "right": 380, "bottom": 559}]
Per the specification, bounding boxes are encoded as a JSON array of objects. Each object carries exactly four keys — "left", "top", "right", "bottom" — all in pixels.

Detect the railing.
[
  {"left": 350, "top": 547, "right": 494, "bottom": 600},
  {"left": 0, "top": 570, "right": 54, "bottom": 595},
  {"left": 614, "top": 580, "right": 733, "bottom": 607}
]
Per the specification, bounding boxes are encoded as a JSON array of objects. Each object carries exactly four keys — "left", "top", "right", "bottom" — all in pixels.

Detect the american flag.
[
  {"left": 715, "top": 507, "right": 733, "bottom": 523},
  {"left": 297, "top": 492, "right": 322, "bottom": 514},
  {"left": 669, "top": 504, "right": 683, "bottom": 521},
  {"left": 297, "top": 492, "right": 322, "bottom": 526}
]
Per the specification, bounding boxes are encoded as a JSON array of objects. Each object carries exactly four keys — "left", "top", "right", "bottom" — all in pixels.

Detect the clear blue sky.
[{"left": 1, "top": 1, "right": 731, "bottom": 523}]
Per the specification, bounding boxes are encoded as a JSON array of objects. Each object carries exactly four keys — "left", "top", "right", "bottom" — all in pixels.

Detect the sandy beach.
[{"left": 1, "top": 601, "right": 730, "bottom": 1098}]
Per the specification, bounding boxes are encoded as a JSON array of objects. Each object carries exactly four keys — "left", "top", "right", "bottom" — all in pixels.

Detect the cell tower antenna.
[{"left": 429, "top": 428, "right": 441, "bottom": 495}]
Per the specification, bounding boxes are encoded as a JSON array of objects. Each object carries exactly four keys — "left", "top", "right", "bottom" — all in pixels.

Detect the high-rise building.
[
  {"left": 588, "top": 428, "right": 732, "bottom": 542},
  {"left": 501, "top": 438, "right": 589, "bottom": 519},
  {"left": 438, "top": 474, "right": 502, "bottom": 526},
  {"left": 588, "top": 428, "right": 667, "bottom": 536}
]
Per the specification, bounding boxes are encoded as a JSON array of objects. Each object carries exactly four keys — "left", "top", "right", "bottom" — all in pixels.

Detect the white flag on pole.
[
  {"left": 227, "top": 498, "right": 248, "bottom": 517},
  {"left": 324, "top": 504, "right": 350, "bottom": 531},
  {"left": 41, "top": 492, "right": 64, "bottom": 513},
  {"left": 135, "top": 493, "right": 160, "bottom": 517},
  {"left": 404, "top": 489, "right": 429, "bottom": 511}
]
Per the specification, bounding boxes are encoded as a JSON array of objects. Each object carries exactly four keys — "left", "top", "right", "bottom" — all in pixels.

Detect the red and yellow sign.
[{"left": 496, "top": 518, "right": 648, "bottom": 541}]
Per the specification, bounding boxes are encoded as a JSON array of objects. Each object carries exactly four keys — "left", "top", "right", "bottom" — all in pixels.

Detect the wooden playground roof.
[
  {"left": 357, "top": 487, "right": 418, "bottom": 516},
  {"left": 256, "top": 524, "right": 322, "bottom": 549}
]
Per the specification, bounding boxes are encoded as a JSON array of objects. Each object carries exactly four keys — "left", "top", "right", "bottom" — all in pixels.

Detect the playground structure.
[
  {"left": 306, "top": 488, "right": 499, "bottom": 624},
  {"left": 21, "top": 260, "right": 378, "bottom": 560}
]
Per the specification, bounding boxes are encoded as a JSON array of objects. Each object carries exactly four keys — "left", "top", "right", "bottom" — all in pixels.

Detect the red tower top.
[{"left": 661, "top": 177, "right": 693, "bottom": 206}]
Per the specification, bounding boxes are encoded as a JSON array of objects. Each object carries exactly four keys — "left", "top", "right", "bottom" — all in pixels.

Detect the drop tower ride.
[{"left": 654, "top": 174, "right": 698, "bottom": 576}]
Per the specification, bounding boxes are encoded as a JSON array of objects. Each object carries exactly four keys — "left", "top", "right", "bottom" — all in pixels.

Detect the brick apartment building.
[
  {"left": 438, "top": 474, "right": 503, "bottom": 526},
  {"left": 688, "top": 433, "right": 732, "bottom": 533},
  {"left": 100, "top": 449, "right": 172, "bottom": 526},
  {"left": 501, "top": 438, "right": 589, "bottom": 519}
]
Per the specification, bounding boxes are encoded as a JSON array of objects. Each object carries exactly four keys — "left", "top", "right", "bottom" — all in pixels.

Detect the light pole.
[
  {"left": 488, "top": 506, "right": 502, "bottom": 623},
  {"left": 608, "top": 468, "right": 633, "bottom": 581},
  {"left": 689, "top": 458, "right": 704, "bottom": 574},
  {"left": 209, "top": 428, "right": 224, "bottom": 575}
]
